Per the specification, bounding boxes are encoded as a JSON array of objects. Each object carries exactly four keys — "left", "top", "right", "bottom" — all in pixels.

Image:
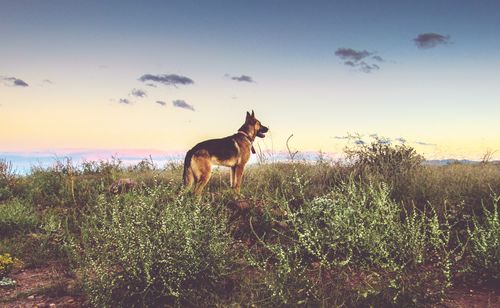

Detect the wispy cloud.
[
  {"left": 335, "top": 48, "right": 373, "bottom": 62},
  {"left": 118, "top": 98, "right": 132, "bottom": 105},
  {"left": 43, "top": 79, "right": 53, "bottom": 84},
  {"left": 138, "top": 74, "right": 194, "bottom": 87},
  {"left": 415, "top": 141, "right": 437, "bottom": 146},
  {"left": 2, "top": 76, "right": 29, "bottom": 87},
  {"left": 334, "top": 48, "right": 383, "bottom": 73},
  {"left": 396, "top": 137, "right": 407, "bottom": 144},
  {"left": 225, "top": 74, "right": 255, "bottom": 83},
  {"left": 172, "top": 99, "right": 195, "bottom": 111},
  {"left": 413, "top": 33, "right": 451, "bottom": 49},
  {"left": 334, "top": 136, "right": 349, "bottom": 140},
  {"left": 359, "top": 62, "right": 380, "bottom": 73},
  {"left": 155, "top": 100, "right": 166, "bottom": 107},
  {"left": 130, "top": 88, "right": 147, "bottom": 98}
]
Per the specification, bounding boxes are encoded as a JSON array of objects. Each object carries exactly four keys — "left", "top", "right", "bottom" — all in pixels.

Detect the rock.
[
  {"left": 108, "top": 178, "right": 138, "bottom": 194},
  {"left": 28, "top": 295, "right": 35, "bottom": 300}
]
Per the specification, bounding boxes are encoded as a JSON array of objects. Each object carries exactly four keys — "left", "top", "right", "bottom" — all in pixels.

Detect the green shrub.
[
  {"left": 0, "top": 199, "right": 38, "bottom": 237},
  {"left": 247, "top": 175, "right": 454, "bottom": 306},
  {"left": 27, "top": 163, "right": 71, "bottom": 208},
  {"left": 345, "top": 137, "right": 424, "bottom": 202},
  {"left": 79, "top": 184, "right": 237, "bottom": 307},
  {"left": 465, "top": 194, "right": 499, "bottom": 282},
  {"left": 0, "top": 160, "right": 15, "bottom": 202},
  {"left": 0, "top": 208, "right": 71, "bottom": 267}
]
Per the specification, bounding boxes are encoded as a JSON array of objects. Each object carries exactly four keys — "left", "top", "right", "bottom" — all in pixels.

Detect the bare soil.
[
  {"left": 437, "top": 287, "right": 499, "bottom": 308},
  {"left": 0, "top": 263, "right": 83, "bottom": 308}
]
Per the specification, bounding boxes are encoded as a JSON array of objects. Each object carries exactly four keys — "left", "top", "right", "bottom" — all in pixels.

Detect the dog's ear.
[
  {"left": 251, "top": 110, "right": 255, "bottom": 118},
  {"left": 246, "top": 111, "right": 251, "bottom": 121}
]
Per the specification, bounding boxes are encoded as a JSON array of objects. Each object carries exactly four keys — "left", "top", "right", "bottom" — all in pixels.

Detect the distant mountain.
[{"left": 424, "top": 159, "right": 499, "bottom": 166}]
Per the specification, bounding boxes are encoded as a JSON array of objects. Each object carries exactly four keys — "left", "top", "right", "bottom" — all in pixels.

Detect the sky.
[{"left": 1, "top": 0, "right": 500, "bottom": 163}]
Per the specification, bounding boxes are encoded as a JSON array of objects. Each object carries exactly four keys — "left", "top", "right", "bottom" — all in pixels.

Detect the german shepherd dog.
[{"left": 183, "top": 110, "right": 268, "bottom": 195}]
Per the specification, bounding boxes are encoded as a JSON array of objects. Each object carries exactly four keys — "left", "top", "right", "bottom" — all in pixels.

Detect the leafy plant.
[
  {"left": 465, "top": 194, "right": 500, "bottom": 282},
  {"left": 0, "top": 253, "right": 22, "bottom": 279},
  {"left": 79, "top": 184, "right": 237, "bottom": 307},
  {"left": 247, "top": 172, "right": 455, "bottom": 306},
  {"left": 0, "top": 199, "right": 38, "bottom": 237}
]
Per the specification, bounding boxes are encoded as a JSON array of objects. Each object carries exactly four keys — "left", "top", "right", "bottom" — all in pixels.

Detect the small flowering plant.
[{"left": 0, "top": 253, "right": 22, "bottom": 279}]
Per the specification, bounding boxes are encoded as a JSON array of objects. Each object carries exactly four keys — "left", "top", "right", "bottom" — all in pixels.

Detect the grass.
[
  {"left": 0, "top": 199, "right": 38, "bottom": 237},
  {"left": 0, "top": 143, "right": 499, "bottom": 306}
]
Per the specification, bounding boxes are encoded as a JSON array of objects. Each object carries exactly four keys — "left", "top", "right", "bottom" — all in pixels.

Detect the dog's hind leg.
[
  {"left": 184, "top": 167, "right": 195, "bottom": 191},
  {"left": 194, "top": 170, "right": 211, "bottom": 196},
  {"left": 192, "top": 156, "right": 212, "bottom": 196},
  {"left": 230, "top": 166, "right": 236, "bottom": 188}
]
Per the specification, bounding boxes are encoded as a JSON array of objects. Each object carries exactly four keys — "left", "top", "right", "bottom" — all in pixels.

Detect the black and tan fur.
[{"left": 183, "top": 110, "right": 268, "bottom": 195}]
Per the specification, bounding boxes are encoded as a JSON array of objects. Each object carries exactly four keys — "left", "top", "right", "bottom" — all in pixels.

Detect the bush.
[
  {"left": 465, "top": 194, "right": 499, "bottom": 283},
  {"left": 0, "top": 160, "right": 15, "bottom": 202},
  {"left": 247, "top": 176, "right": 454, "bottom": 306},
  {"left": 27, "top": 163, "right": 71, "bottom": 208},
  {"left": 79, "top": 184, "right": 237, "bottom": 307},
  {"left": 0, "top": 208, "right": 71, "bottom": 267},
  {"left": 0, "top": 199, "right": 38, "bottom": 237},
  {"left": 345, "top": 137, "right": 424, "bottom": 202}
]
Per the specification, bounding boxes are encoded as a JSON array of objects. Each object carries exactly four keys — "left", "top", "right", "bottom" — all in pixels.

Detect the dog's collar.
[
  {"left": 237, "top": 130, "right": 256, "bottom": 154},
  {"left": 237, "top": 130, "right": 254, "bottom": 143}
]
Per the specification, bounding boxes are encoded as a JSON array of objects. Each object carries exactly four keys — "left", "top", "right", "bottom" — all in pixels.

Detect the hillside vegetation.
[{"left": 0, "top": 141, "right": 499, "bottom": 306}]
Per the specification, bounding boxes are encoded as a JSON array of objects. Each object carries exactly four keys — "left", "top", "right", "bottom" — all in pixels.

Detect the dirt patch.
[
  {"left": 436, "top": 287, "right": 499, "bottom": 308},
  {"left": 0, "top": 263, "right": 83, "bottom": 307}
]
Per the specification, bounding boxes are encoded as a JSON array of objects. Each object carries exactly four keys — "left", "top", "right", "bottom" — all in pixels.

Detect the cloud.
[
  {"left": 334, "top": 136, "right": 349, "bottom": 140},
  {"left": 415, "top": 141, "right": 437, "bottom": 146},
  {"left": 145, "top": 83, "right": 157, "bottom": 88},
  {"left": 226, "top": 74, "right": 255, "bottom": 83},
  {"left": 130, "top": 88, "right": 147, "bottom": 98},
  {"left": 335, "top": 48, "right": 373, "bottom": 61},
  {"left": 172, "top": 99, "right": 195, "bottom": 111},
  {"left": 155, "top": 100, "right": 166, "bottom": 107},
  {"left": 2, "top": 76, "right": 29, "bottom": 87},
  {"left": 396, "top": 137, "right": 407, "bottom": 144},
  {"left": 359, "top": 62, "right": 380, "bottom": 73},
  {"left": 334, "top": 48, "right": 383, "bottom": 73},
  {"left": 138, "top": 74, "right": 194, "bottom": 87},
  {"left": 413, "top": 33, "right": 451, "bottom": 49},
  {"left": 43, "top": 79, "right": 53, "bottom": 84},
  {"left": 118, "top": 98, "right": 132, "bottom": 105}
]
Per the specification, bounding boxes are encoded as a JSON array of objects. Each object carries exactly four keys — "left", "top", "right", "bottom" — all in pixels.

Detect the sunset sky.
[{"left": 1, "top": 0, "right": 499, "bottom": 163}]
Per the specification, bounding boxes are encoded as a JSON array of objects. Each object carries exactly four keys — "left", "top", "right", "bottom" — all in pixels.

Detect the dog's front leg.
[{"left": 233, "top": 164, "right": 245, "bottom": 194}]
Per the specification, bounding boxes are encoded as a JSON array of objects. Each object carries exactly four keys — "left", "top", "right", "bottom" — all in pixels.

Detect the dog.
[{"left": 183, "top": 110, "right": 268, "bottom": 195}]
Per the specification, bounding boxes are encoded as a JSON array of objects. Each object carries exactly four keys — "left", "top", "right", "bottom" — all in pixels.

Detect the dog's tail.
[{"left": 183, "top": 149, "right": 195, "bottom": 188}]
